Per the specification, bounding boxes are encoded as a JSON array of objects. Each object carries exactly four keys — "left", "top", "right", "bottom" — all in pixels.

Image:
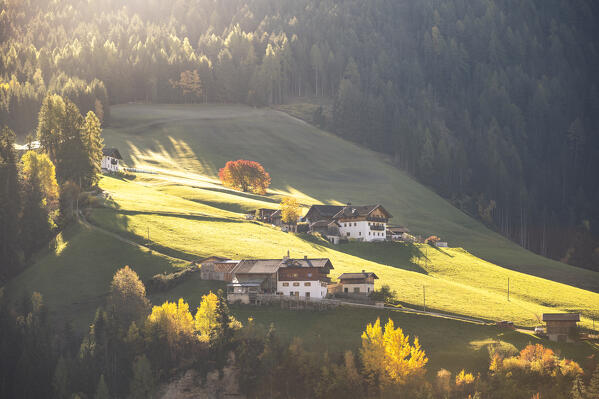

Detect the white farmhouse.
[
  {"left": 332, "top": 204, "right": 392, "bottom": 242},
  {"left": 338, "top": 271, "right": 378, "bottom": 295},
  {"left": 276, "top": 258, "right": 333, "bottom": 299},
  {"left": 101, "top": 148, "right": 122, "bottom": 173}
]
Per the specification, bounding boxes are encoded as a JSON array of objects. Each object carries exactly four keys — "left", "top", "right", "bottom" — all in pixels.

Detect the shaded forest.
[{"left": 1, "top": 0, "right": 598, "bottom": 270}]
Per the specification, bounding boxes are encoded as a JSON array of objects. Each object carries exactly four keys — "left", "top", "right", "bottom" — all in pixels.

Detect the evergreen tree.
[
  {"left": 0, "top": 127, "right": 21, "bottom": 277},
  {"left": 94, "top": 374, "right": 109, "bottom": 399},
  {"left": 20, "top": 168, "right": 51, "bottom": 257},
  {"left": 129, "top": 355, "right": 154, "bottom": 399},
  {"left": 81, "top": 111, "right": 104, "bottom": 187},
  {"left": 587, "top": 364, "right": 599, "bottom": 399}
]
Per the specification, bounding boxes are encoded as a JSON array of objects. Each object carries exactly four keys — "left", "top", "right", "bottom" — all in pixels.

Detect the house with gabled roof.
[
  {"left": 332, "top": 204, "right": 392, "bottom": 242},
  {"left": 337, "top": 271, "right": 379, "bottom": 295},
  {"left": 227, "top": 256, "right": 334, "bottom": 303},
  {"left": 101, "top": 147, "right": 123, "bottom": 173}
]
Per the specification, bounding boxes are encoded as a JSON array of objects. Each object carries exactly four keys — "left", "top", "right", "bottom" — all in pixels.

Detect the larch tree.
[
  {"left": 170, "top": 70, "right": 203, "bottom": 102},
  {"left": 21, "top": 151, "right": 59, "bottom": 216},
  {"left": 280, "top": 197, "right": 300, "bottom": 225},
  {"left": 81, "top": 111, "right": 104, "bottom": 187},
  {"left": 360, "top": 318, "right": 428, "bottom": 389},
  {"left": 107, "top": 266, "right": 150, "bottom": 331}
]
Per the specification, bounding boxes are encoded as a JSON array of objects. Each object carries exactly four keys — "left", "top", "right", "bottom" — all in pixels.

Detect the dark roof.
[
  {"left": 332, "top": 204, "right": 392, "bottom": 219},
  {"left": 199, "top": 256, "right": 230, "bottom": 263},
  {"left": 542, "top": 313, "right": 580, "bottom": 322},
  {"left": 304, "top": 205, "right": 345, "bottom": 220},
  {"left": 281, "top": 258, "right": 334, "bottom": 270},
  {"left": 102, "top": 147, "right": 122, "bottom": 159},
  {"left": 271, "top": 209, "right": 281, "bottom": 217},
  {"left": 232, "top": 257, "right": 334, "bottom": 275},
  {"left": 388, "top": 226, "right": 410, "bottom": 233},
  {"left": 338, "top": 272, "right": 379, "bottom": 280}
]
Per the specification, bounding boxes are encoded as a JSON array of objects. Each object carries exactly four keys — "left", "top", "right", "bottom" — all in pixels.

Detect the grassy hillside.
[
  {"left": 89, "top": 175, "right": 599, "bottom": 330},
  {"left": 103, "top": 103, "right": 599, "bottom": 293},
  {"left": 4, "top": 103, "right": 598, "bottom": 374}
]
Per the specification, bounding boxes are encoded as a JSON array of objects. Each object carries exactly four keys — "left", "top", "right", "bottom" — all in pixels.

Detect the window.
[
  {"left": 368, "top": 287, "right": 370, "bottom": 292},
  {"left": 354, "top": 287, "right": 360, "bottom": 293},
  {"left": 293, "top": 282, "right": 300, "bottom": 286},
  {"left": 344, "top": 287, "right": 348, "bottom": 293},
  {"left": 304, "top": 282, "right": 311, "bottom": 286},
  {"left": 282, "top": 282, "right": 289, "bottom": 287},
  {"left": 290, "top": 291, "right": 294, "bottom": 296},
  {"left": 305, "top": 292, "right": 310, "bottom": 298},
  {"left": 346, "top": 232, "right": 350, "bottom": 236},
  {"left": 354, "top": 222, "right": 357, "bottom": 226}
]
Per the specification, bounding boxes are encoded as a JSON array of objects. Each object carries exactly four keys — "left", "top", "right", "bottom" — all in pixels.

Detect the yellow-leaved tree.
[
  {"left": 280, "top": 196, "right": 300, "bottom": 225},
  {"left": 194, "top": 292, "right": 219, "bottom": 342},
  {"left": 360, "top": 318, "right": 428, "bottom": 388},
  {"left": 21, "top": 150, "right": 59, "bottom": 212}
]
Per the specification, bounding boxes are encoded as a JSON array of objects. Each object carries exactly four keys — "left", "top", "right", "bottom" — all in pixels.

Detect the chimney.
[
  {"left": 362, "top": 270, "right": 365, "bottom": 273},
  {"left": 283, "top": 249, "right": 290, "bottom": 260},
  {"left": 304, "top": 255, "right": 308, "bottom": 260}
]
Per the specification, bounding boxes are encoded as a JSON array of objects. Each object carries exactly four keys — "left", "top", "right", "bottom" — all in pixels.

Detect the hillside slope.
[{"left": 104, "top": 103, "right": 599, "bottom": 292}]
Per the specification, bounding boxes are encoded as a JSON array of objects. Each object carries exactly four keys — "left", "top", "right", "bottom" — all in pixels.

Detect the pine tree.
[
  {"left": 20, "top": 170, "right": 51, "bottom": 257},
  {"left": 587, "top": 364, "right": 599, "bottom": 399},
  {"left": 0, "top": 127, "right": 21, "bottom": 277},
  {"left": 570, "top": 375, "right": 586, "bottom": 399},
  {"left": 81, "top": 111, "right": 104, "bottom": 187},
  {"left": 94, "top": 374, "right": 109, "bottom": 399},
  {"left": 53, "top": 356, "right": 70, "bottom": 399},
  {"left": 129, "top": 355, "right": 154, "bottom": 399}
]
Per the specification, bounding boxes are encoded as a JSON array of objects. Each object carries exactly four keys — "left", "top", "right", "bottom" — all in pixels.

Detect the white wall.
[
  {"left": 338, "top": 220, "right": 386, "bottom": 242},
  {"left": 277, "top": 280, "right": 327, "bottom": 299},
  {"left": 341, "top": 283, "right": 374, "bottom": 294},
  {"left": 101, "top": 156, "right": 119, "bottom": 172}
]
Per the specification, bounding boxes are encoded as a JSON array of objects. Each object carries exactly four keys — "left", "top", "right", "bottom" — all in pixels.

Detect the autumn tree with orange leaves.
[{"left": 219, "top": 160, "right": 271, "bottom": 194}]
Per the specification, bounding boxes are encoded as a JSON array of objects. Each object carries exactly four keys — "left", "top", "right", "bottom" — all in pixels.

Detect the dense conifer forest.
[{"left": 1, "top": 0, "right": 599, "bottom": 270}]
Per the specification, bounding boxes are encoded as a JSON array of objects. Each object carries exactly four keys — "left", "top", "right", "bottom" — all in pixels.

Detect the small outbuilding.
[
  {"left": 542, "top": 313, "right": 580, "bottom": 342},
  {"left": 337, "top": 271, "right": 378, "bottom": 295},
  {"left": 101, "top": 147, "right": 123, "bottom": 172}
]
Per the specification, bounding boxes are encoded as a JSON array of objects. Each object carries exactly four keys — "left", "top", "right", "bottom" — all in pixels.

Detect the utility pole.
[
  {"left": 507, "top": 278, "right": 510, "bottom": 301},
  {"left": 423, "top": 285, "right": 426, "bottom": 312}
]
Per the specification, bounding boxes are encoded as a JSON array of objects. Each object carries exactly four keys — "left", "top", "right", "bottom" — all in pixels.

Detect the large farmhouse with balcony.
[
  {"left": 101, "top": 147, "right": 123, "bottom": 173},
  {"left": 226, "top": 256, "right": 333, "bottom": 303},
  {"left": 332, "top": 204, "right": 392, "bottom": 242}
]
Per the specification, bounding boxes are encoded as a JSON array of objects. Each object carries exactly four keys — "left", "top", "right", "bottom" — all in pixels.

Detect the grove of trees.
[{"left": 0, "top": 93, "right": 103, "bottom": 280}]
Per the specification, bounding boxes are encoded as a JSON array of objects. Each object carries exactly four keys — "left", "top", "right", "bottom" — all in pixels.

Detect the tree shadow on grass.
[
  {"left": 199, "top": 186, "right": 280, "bottom": 205},
  {"left": 334, "top": 241, "right": 428, "bottom": 274},
  {"left": 294, "top": 234, "right": 428, "bottom": 274}
]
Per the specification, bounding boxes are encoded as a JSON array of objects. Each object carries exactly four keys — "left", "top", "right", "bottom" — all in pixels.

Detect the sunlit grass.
[
  {"left": 101, "top": 104, "right": 599, "bottom": 295},
  {"left": 90, "top": 175, "right": 599, "bottom": 329}
]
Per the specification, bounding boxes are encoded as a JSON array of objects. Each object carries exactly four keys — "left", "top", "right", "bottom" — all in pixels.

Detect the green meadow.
[{"left": 5, "top": 103, "right": 598, "bottom": 373}]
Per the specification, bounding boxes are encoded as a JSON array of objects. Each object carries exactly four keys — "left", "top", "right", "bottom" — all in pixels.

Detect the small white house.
[
  {"left": 338, "top": 271, "right": 378, "bottom": 295},
  {"left": 101, "top": 148, "right": 123, "bottom": 173}
]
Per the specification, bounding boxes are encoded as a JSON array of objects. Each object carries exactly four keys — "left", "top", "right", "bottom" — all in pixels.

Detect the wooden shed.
[{"left": 542, "top": 313, "right": 580, "bottom": 342}]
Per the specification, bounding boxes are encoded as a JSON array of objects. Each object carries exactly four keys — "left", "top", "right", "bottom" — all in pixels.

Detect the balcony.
[{"left": 367, "top": 216, "right": 388, "bottom": 222}]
